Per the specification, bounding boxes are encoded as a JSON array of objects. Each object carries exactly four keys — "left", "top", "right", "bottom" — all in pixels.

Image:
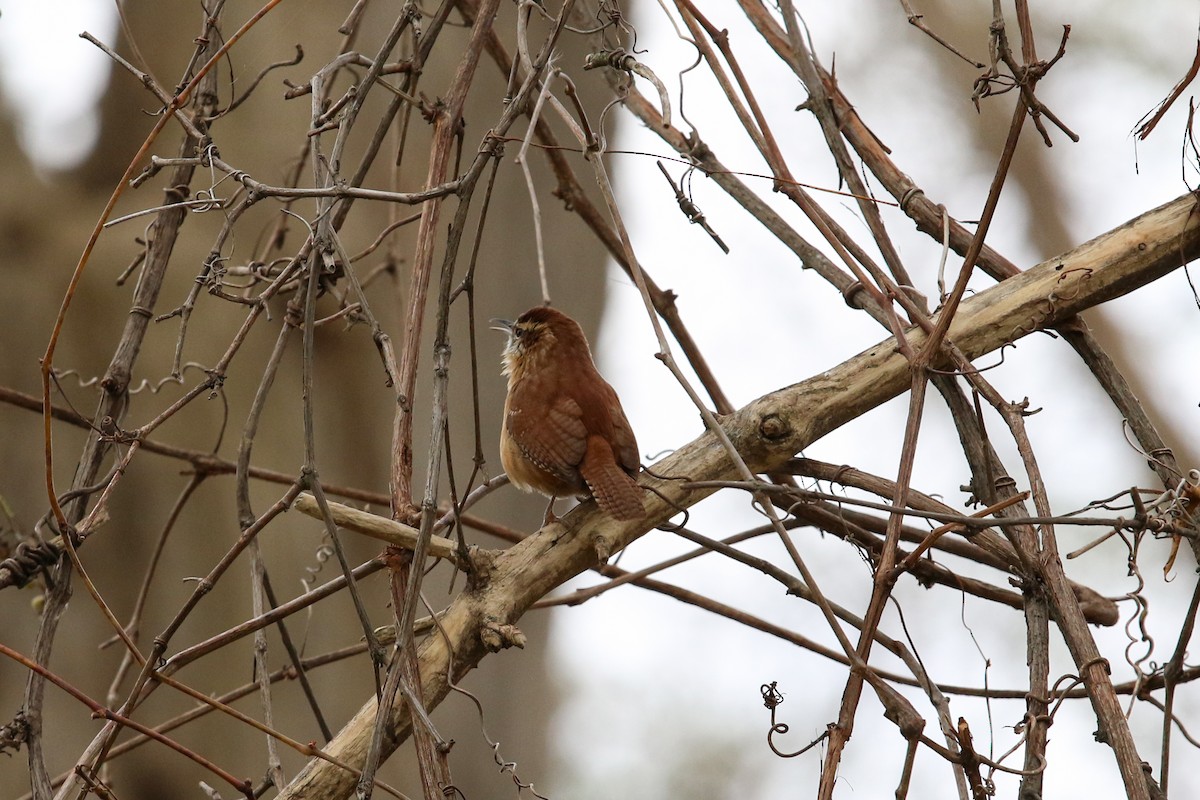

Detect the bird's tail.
[{"left": 580, "top": 435, "right": 644, "bottom": 521}]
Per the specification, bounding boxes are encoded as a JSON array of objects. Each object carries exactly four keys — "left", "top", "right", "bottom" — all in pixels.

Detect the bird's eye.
[{"left": 513, "top": 326, "right": 525, "bottom": 338}]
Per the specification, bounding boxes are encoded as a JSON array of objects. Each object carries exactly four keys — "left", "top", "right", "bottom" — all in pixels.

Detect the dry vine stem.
[
  {"left": 276, "top": 193, "right": 1200, "bottom": 797},
  {"left": 4, "top": 3, "right": 1198, "bottom": 799}
]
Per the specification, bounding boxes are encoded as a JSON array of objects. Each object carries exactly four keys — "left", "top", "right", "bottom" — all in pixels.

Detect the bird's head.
[{"left": 492, "top": 306, "right": 591, "bottom": 381}]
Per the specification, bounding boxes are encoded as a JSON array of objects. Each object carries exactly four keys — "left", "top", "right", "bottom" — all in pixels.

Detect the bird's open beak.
[{"left": 489, "top": 318, "right": 514, "bottom": 333}]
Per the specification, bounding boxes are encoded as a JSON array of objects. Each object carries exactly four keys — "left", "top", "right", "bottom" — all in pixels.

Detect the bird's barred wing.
[
  {"left": 507, "top": 393, "right": 588, "bottom": 486},
  {"left": 607, "top": 397, "right": 641, "bottom": 476}
]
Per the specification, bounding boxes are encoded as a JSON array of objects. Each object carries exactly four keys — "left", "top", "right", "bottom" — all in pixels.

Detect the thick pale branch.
[
  {"left": 278, "top": 192, "right": 1200, "bottom": 798},
  {"left": 290, "top": 494, "right": 461, "bottom": 565}
]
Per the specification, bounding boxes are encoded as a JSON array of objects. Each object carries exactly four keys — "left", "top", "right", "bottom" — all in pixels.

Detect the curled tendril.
[
  {"left": 52, "top": 362, "right": 213, "bottom": 395},
  {"left": 0, "top": 540, "right": 61, "bottom": 589},
  {"left": 761, "top": 681, "right": 828, "bottom": 759}
]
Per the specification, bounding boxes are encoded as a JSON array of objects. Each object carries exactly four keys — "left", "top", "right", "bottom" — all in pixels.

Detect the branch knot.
[{"left": 480, "top": 621, "right": 526, "bottom": 652}]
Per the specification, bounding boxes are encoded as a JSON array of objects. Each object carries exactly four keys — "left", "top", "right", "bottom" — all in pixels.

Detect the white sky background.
[{"left": 3, "top": 3, "right": 1199, "bottom": 799}]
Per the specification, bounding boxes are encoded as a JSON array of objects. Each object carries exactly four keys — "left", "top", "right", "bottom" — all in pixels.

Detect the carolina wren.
[{"left": 495, "top": 306, "right": 644, "bottom": 522}]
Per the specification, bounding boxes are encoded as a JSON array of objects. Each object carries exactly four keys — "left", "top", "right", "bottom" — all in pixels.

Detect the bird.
[{"left": 494, "top": 306, "right": 644, "bottom": 524}]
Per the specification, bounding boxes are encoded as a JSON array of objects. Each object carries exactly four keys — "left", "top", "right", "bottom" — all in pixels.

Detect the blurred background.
[{"left": 1, "top": 1, "right": 1199, "bottom": 798}]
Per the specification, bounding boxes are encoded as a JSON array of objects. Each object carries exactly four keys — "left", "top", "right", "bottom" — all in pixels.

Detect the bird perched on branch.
[{"left": 494, "top": 306, "right": 644, "bottom": 524}]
